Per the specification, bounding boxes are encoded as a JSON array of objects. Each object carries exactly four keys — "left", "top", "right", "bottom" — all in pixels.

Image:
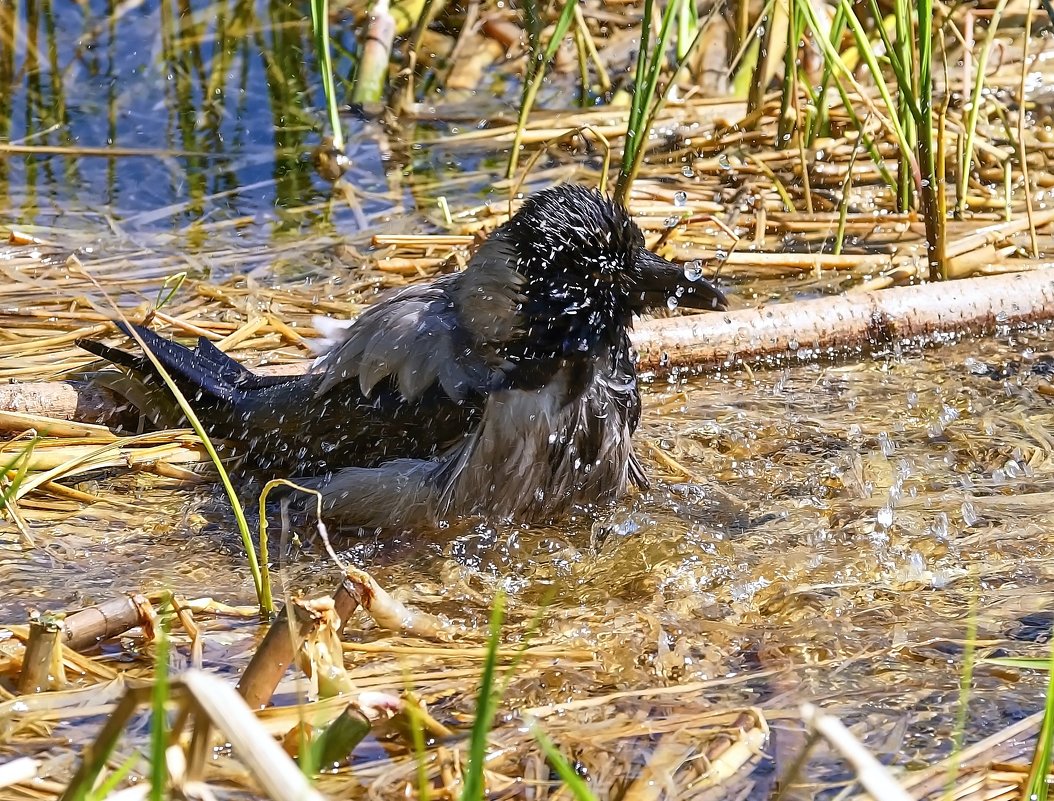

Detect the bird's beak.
[{"left": 632, "top": 248, "right": 728, "bottom": 312}]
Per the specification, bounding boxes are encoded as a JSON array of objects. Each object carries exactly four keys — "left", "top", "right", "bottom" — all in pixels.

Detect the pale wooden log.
[
  {"left": 2, "top": 270, "right": 1054, "bottom": 424},
  {"left": 632, "top": 267, "right": 1054, "bottom": 371}
]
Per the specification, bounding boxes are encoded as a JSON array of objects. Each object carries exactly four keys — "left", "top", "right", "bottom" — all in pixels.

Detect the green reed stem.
[
  {"left": 506, "top": 0, "right": 578, "bottom": 180},
  {"left": 461, "top": 592, "right": 506, "bottom": 801},
  {"left": 955, "top": 0, "right": 1008, "bottom": 216},
  {"left": 310, "top": 0, "right": 344, "bottom": 151}
]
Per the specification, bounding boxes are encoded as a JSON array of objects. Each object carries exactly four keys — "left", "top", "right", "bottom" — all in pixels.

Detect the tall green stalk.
[
  {"left": 460, "top": 593, "right": 506, "bottom": 801},
  {"left": 776, "top": 0, "right": 804, "bottom": 148},
  {"left": 1027, "top": 626, "right": 1054, "bottom": 800},
  {"left": 310, "top": 0, "right": 344, "bottom": 151},
  {"left": 916, "top": 0, "right": 945, "bottom": 279},
  {"left": 616, "top": 0, "right": 704, "bottom": 203},
  {"left": 149, "top": 611, "right": 171, "bottom": 801},
  {"left": 804, "top": 4, "right": 846, "bottom": 144},
  {"left": 893, "top": 0, "right": 916, "bottom": 212},
  {"left": 506, "top": 0, "right": 578, "bottom": 180},
  {"left": 798, "top": 0, "right": 948, "bottom": 278}
]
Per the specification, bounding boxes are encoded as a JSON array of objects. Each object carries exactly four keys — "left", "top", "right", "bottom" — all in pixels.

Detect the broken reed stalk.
[
  {"left": 350, "top": 0, "right": 397, "bottom": 108},
  {"left": 6, "top": 269, "right": 1054, "bottom": 424},
  {"left": 238, "top": 578, "right": 360, "bottom": 710},
  {"left": 57, "top": 594, "right": 158, "bottom": 651},
  {"left": 17, "top": 616, "right": 64, "bottom": 694},
  {"left": 59, "top": 671, "right": 325, "bottom": 801}
]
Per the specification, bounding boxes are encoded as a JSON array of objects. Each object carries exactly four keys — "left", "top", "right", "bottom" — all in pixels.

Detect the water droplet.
[
  {"left": 878, "top": 432, "right": 896, "bottom": 457},
  {"left": 932, "top": 512, "right": 949, "bottom": 539},
  {"left": 673, "top": 191, "right": 688, "bottom": 207},
  {"left": 683, "top": 260, "right": 703, "bottom": 281},
  {"left": 664, "top": 216, "right": 679, "bottom": 228},
  {"left": 667, "top": 296, "right": 679, "bottom": 311}
]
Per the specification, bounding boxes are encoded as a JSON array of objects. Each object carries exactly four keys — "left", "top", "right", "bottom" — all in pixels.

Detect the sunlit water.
[
  {"left": 2, "top": 0, "right": 1053, "bottom": 794},
  {"left": 0, "top": 0, "right": 511, "bottom": 249},
  {"left": 3, "top": 331, "right": 1054, "bottom": 794}
]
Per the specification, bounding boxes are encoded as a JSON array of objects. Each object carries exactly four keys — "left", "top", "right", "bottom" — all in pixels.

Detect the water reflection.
[{"left": 0, "top": 0, "right": 391, "bottom": 237}]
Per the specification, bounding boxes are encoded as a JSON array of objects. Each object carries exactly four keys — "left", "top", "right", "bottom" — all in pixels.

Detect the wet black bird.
[{"left": 80, "top": 184, "right": 726, "bottom": 529}]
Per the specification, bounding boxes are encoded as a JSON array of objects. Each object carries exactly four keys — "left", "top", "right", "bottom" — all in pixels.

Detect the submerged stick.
[{"left": 3, "top": 270, "right": 1054, "bottom": 423}]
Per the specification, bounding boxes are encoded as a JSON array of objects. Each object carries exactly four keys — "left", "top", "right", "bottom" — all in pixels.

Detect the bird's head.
[{"left": 488, "top": 184, "right": 726, "bottom": 365}]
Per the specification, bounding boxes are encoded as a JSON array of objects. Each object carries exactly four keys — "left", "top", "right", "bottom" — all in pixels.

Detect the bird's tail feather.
[{"left": 78, "top": 322, "right": 299, "bottom": 403}]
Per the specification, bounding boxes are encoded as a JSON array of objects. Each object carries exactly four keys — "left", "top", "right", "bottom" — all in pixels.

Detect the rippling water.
[{"left": 4, "top": 330, "right": 1052, "bottom": 794}]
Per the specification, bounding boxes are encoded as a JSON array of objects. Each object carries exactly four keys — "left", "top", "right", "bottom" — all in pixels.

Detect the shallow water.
[
  {"left": 3, "top": 330, "right": 1053, "bottom": 795},
  {"left": 3, "top": 0, "right": 1053, "bottom": 794},
  {"left": 0, "top": 0, "right": 514, "bottom": 256}
]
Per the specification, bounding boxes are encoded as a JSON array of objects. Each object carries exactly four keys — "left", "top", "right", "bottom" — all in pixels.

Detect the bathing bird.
[{"left": 79, "top": 184, "right": 726, "bottom": 529}]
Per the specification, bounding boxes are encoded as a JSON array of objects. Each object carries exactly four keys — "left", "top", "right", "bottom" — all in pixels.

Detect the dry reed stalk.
[
  {"left": 55, "top": 671, "right": 325, "bottom": 801},
  {"left": 343, "top": 567, "right": 446, "bottom": 638},
  {"left": 238, "top": 580, "right": 360, "bottom": 710},
  {"left": 0, "top": 410, "right": 117, "bottom": 439},
  {"left": 3, "top": 625, "right": 121, "bottom": 684},
  {"left": 341, "top": 641, "right": 595, "bottom": 660},
  {"left": 621, "top": 733, "right": 697, "bottom": 801},
  {"left": 59, "top": 595, "right": 158, "bottom": 651},
  {"left": 801, "top": 703, "right": 914, "bottom": 801},
  {"left": 887, "top": 710, "right": 1044, "bottom": 800},
  {"left": 17, "top": 617, "right": 66, "bottom": 694},
  {"left": 372, "top": 234, "right": 475, "bottom": 247},
  {"left": 0, "top": 758, "right": 41, "bottom": 791}
]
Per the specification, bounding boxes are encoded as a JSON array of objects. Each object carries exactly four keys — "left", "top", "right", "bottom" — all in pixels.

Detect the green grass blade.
[
  {"left": 954, "top": 0, "right": 1008, "bottom": 215},
  {"left": 506, "top": 0, "right": 578, "bottom": 179},
  {"left": 615, "top": 0, "right": 684, "bottom": 201},
  {"left": 626, "top": 0, "right": 655, "bottom": 159},
  {"left": 796, "top": 0, "right": 913, "bottom": 190},
  {"left": 1027, "top": 621, "right": 1054, "bottom": 799},
  {"left": 85, "top": 752, "right": 140, "bottom": 801},
  {"left": 943, "top": 594, "right": 978, "bottom": 798},
  {"left": 310, "top": 0, "right": 344, "bottom": 151},
  {"left": 807, "top": 4, "right": 847, "bottom": 143},
  {"left": 149, "top": 610, "right": 171, "bottom": 801},
  {"left": 531, "top": 726, "right": 597, "bottom": 801},
  {"left": 834, "top": 0, "right": 918, "bottom": 128},
  {"left": 2, "top": 437, "right": 38, "bottom": 504},
  {"left": 461, "top": 592, "right": 506, "bottom": 801},
  {"left": 77, "top": 278, "right": 273, "bottom": 614}
]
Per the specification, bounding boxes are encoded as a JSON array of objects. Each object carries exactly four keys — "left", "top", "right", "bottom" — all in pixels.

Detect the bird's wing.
[{"left": 316, "top": 237, "right": 525, "bottom": 403}]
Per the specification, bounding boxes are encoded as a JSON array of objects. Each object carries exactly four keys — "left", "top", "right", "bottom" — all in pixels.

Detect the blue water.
[{"left": 0, "top": 0, "right": 500, "bottom": 246}]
